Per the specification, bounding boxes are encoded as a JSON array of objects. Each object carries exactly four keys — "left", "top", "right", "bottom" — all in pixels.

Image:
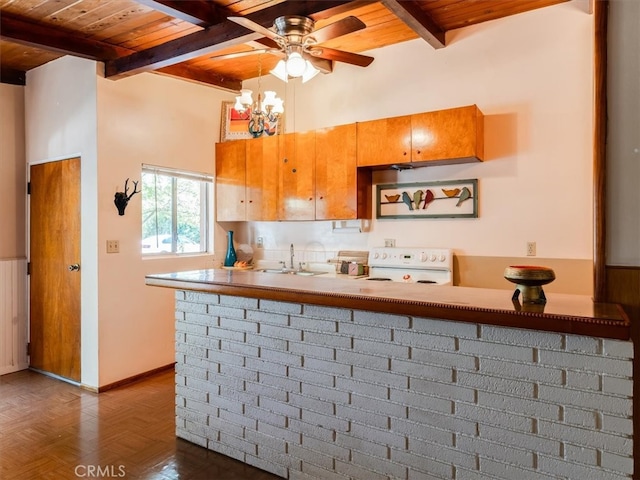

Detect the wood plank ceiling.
[{"left": 1, "top": 0, "right": 570, "bottom": 91}]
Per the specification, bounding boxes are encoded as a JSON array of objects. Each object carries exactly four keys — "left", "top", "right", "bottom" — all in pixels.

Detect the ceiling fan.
[{"left": 220, "top": 14, "right": 375, "bottom": 81}]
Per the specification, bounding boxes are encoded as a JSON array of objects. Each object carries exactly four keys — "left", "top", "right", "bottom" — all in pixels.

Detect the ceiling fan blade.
[
  {"left": 208, "top": 48, "right": 278, "bottom": 61},
  {"left": 254, "top": 37, "right": 280, "bottom": 50},
  {"left": 302, "top": 53, "right": 334, "bottom": 74},
  {"left": 310, "top": 16, "right": 366, "bottom": 44},
  {"left": 228, "top": 16, "right": 282, "bottom": 42},
  {"left": 309, "top": 47, "right": 374, "bottom": 67}
]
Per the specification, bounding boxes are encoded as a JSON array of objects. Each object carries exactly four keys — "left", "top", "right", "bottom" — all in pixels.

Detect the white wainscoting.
[{"left": 0, "top": 259, "right": 28, "bottom": 375}]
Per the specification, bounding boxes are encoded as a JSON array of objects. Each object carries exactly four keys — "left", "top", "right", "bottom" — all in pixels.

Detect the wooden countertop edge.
[{"left": 146, "top": 276, "right": 631, "bottom": 340}]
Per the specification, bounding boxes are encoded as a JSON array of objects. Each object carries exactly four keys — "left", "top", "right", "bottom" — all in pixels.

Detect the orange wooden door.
[
  {"left": 279, "top": 131, "right": 316, "bottom": 220},
  {"left": 215, "top": 140, "right": 246, "bottom": 221},
  {"left": 410, "top": 105, "right": 484, "bottom": 163},
  {"left": 29, "top": 158, "right": 81, "bottom": 382},
  {"left": 246, "top": 136, "right": 279, "bottom": 221},
  {"left": 356, "top": 115, "right": 412, "bottom": 167},
  {"left": 315, "top": 124, "right": 358, "bottom": 220}
]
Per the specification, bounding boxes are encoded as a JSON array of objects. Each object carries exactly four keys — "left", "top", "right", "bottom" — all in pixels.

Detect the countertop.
[{"left": 146, "top": 269, "right": 630, "bottom": 340}]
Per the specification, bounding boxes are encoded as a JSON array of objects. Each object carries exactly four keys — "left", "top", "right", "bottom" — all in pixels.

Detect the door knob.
[{"left": 68, "top": 264, "right": 80, "bottom": 272}]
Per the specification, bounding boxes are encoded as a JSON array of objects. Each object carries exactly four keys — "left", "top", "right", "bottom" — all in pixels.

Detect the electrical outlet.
[
  {"left": 107, "top": 240, "right": 119, "bottom": 254},
  {"left": 384, "top": 238, "right": 396, "bottom": 248},
  {"left": 256, "top": 237, "right": 264, "bottom": 249},
  {"left": 526, "top": 241, "right": 536, "bottom": 256}
]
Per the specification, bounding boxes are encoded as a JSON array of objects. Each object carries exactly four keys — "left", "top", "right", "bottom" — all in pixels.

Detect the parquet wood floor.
[{"left": 0, "top": 369, "right": 281, "bottom": 480}]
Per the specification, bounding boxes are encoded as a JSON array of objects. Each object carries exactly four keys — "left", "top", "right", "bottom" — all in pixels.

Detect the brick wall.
[{"left": 174, "top": 290, "right": 633, "bottom": 480}]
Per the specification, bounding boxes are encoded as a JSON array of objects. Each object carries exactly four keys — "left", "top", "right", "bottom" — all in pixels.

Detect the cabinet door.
[
  {"left": 246, "top": 136, "right": 279, "bottom": 221},
  {"left": 356, "top": 115, "right": 412, "bottom": 167},
  {"left": 279, "top": 131, "right": 316, "bottom": 220},
  {"left": 316, "top": 124, "right": 359, "bottom": 220},
  {"left": 215, "top": 140, "right": 246, "bottom": 221},
  {"left": 411, "top": 105, "right": 483, "bottom": 163}
]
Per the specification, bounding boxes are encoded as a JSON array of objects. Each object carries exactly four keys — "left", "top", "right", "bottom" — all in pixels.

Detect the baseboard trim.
[{"left": 96, "top": 363, "right": 176, "bottom": 393}]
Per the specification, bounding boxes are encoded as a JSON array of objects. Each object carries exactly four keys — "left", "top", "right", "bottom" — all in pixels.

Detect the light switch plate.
[{"left": 107, "top": 240, "right": 119, "bottom": 253}]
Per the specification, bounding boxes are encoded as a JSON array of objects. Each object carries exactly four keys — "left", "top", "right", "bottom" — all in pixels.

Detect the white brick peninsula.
[{"left": 146, "top": 270, "right": 633, "bottom": 480}]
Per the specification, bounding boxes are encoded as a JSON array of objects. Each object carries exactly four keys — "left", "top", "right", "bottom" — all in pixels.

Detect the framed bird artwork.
[{"left": 376, "top": 179, "right": 478, "bottom": 219}]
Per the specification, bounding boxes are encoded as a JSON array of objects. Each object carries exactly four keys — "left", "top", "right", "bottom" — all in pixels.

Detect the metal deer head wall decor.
[{"left": 114, "top": 178, "right": 140, "bottom": 216}]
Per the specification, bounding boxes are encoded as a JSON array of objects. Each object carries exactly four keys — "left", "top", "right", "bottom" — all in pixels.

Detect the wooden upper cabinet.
[
  {"left": 411, "top": 105, "right": 484, "bottom": 164},
  {"left": 215, "top": 105, "right": 483, "bottom": 222},
  {"left": 357, "top": 105, "right": 484, "bottom": 167},
  {"left": 215, "top": 140, "right": 246, "bottom": 222},
  {"left": 246, "top": 135, "right": 279, "bottom": 221},
  {"left": 356, "top": 115, "right": 412, "bottom": 167},
  {"left": 316, "top": 124, "right": 371, "bottom": 220},
  {"left": 279, "top": 131, "right": 316, "bottom": 221}
]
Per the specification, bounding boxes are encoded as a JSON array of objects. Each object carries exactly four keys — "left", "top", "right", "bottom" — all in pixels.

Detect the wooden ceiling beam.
[
  {"left": 158, "top": 63, "right": 242, "bottom": 92},
  {"left": 0, "top": 11, "right": 243, "bottom": 91},
  {"left": 0, "top": 12, "right": 133, "bottom": 60},
  {"left": 135, "top": 0, "right": 233, "bottom": 27},
  {"left": 105, "top": 1, "right": 354, "bottom": 79},
  {"left": 380, "top": 0, "right": 445, "bottom": 49},
  {"left": 1, "top": 67, "right": 26, "bottom": 86}
]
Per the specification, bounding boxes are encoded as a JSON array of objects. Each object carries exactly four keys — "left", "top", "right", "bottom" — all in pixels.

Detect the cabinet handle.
[
  {"left": 292, "top": 168, "right": 297, "bottom": 173},
  {"left": 319, "top": 196, "right": 324, "bottom": 200},
  {"left": 283, "top": 158, "right": 288, "bottom": 163},
  {"left": 240, "top": 200, "right": 244, "bottom": 203},
  {"left": 308, "top": 197, "right": 313, "bottom": 201},
  {"left": 249, "top": 200, "right": 253, "bottom": 203},
  {"left": 403, "top": 152, "right": 407, "bottom": 156},
  {"left": 68, "top": 264, "right": 80, "bottom": 272},
  {"left": 416, "top": 150, "right": 421, "bottom": 154}
]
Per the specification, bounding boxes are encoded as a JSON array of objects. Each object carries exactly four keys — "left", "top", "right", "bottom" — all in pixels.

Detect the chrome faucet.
[{"left": 289, "top": 243, "right": 295, "bottom": 269}]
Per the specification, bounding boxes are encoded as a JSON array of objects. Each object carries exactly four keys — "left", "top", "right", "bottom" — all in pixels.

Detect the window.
[{"left": 141, "top": 165, "right": 213, "bottom": 255}]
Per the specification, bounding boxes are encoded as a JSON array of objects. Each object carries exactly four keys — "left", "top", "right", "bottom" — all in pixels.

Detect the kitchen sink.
[{"left": 259, "top": 269, "right": 327, "bottom": 276}]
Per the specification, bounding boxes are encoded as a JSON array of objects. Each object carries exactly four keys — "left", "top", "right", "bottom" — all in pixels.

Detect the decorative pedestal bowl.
[{"left": 504, "top": 265, "right": 556, "bottom": 304}]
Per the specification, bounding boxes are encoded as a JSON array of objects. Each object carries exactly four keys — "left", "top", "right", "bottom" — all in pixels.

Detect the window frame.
[{"left": 141, "top": 164, "right": 213, "bottom": 256}]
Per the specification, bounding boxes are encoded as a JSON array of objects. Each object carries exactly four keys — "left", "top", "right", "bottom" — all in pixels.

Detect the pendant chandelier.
[{"left": 233, "top": 55, "right": 284, "bottom": 138}]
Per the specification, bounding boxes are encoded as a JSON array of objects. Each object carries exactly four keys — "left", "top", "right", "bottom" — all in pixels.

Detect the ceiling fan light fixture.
[
  {"left": 286, "top": 52, "right": 307, "bottom": 77},
  {"left": 302, "top": 62, "right": 320, "bottom": 83},
  {"left": 270, "top": 60, "right": 288, "bottom": 82}
]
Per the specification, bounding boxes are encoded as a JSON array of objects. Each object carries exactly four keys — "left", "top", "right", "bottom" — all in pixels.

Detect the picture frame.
[
  {"left": 376, "top": 179, "right": 478, "bottom": 219},
  {"left": 220, "top": 101, "right": 253, "bottom": 142},
  {"left": 220, "top": 100, "right": 283, "bottom": 142}
]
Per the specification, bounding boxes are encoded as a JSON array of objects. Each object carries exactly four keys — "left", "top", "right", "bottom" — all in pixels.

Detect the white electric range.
[{"left": 364, "top": 247, "right": 453, "bottom": 285}]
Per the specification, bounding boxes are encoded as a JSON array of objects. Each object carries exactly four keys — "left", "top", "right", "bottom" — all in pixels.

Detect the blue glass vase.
[{"left": 223, "top": 230, "right": 237, "bottom": 267}]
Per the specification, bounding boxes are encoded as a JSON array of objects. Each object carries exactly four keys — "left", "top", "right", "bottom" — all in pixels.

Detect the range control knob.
[
  {"left": 382, "top": 253, "right": 388, "bottom": 259},
  {"left": 373, "top": 252, "right": 380, "bottom": 259},
  {"left": 429, "top": 254, "right": 437, "bottom": 262},
  {"left": 439, "top": 254, "right": 447, "bottom": 262},
  {"left": 420, "top": 252, "right": 428, "bottom": 262}
]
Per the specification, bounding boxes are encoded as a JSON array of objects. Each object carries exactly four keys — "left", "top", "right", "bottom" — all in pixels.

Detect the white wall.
[
  {"left": 25, "top": 59, "right": 233, "bottom": 387},
  {"left": 0, "top": 84, "right": 28, "bottom": 375},
  {"left": 0, "top": 84, "right": 26, "bottom": 259},
  {"left": 25, "top": 56, "right": 100, "bottom": 387},
  {"left": 607, "top": 0, "right": 640, "bottom": 266},
  {"left": 232, "top": 1, "right": 594, "bottom": 262},
  {"left": 96, "top": 72, "right": 227, "bottom": 385}
]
